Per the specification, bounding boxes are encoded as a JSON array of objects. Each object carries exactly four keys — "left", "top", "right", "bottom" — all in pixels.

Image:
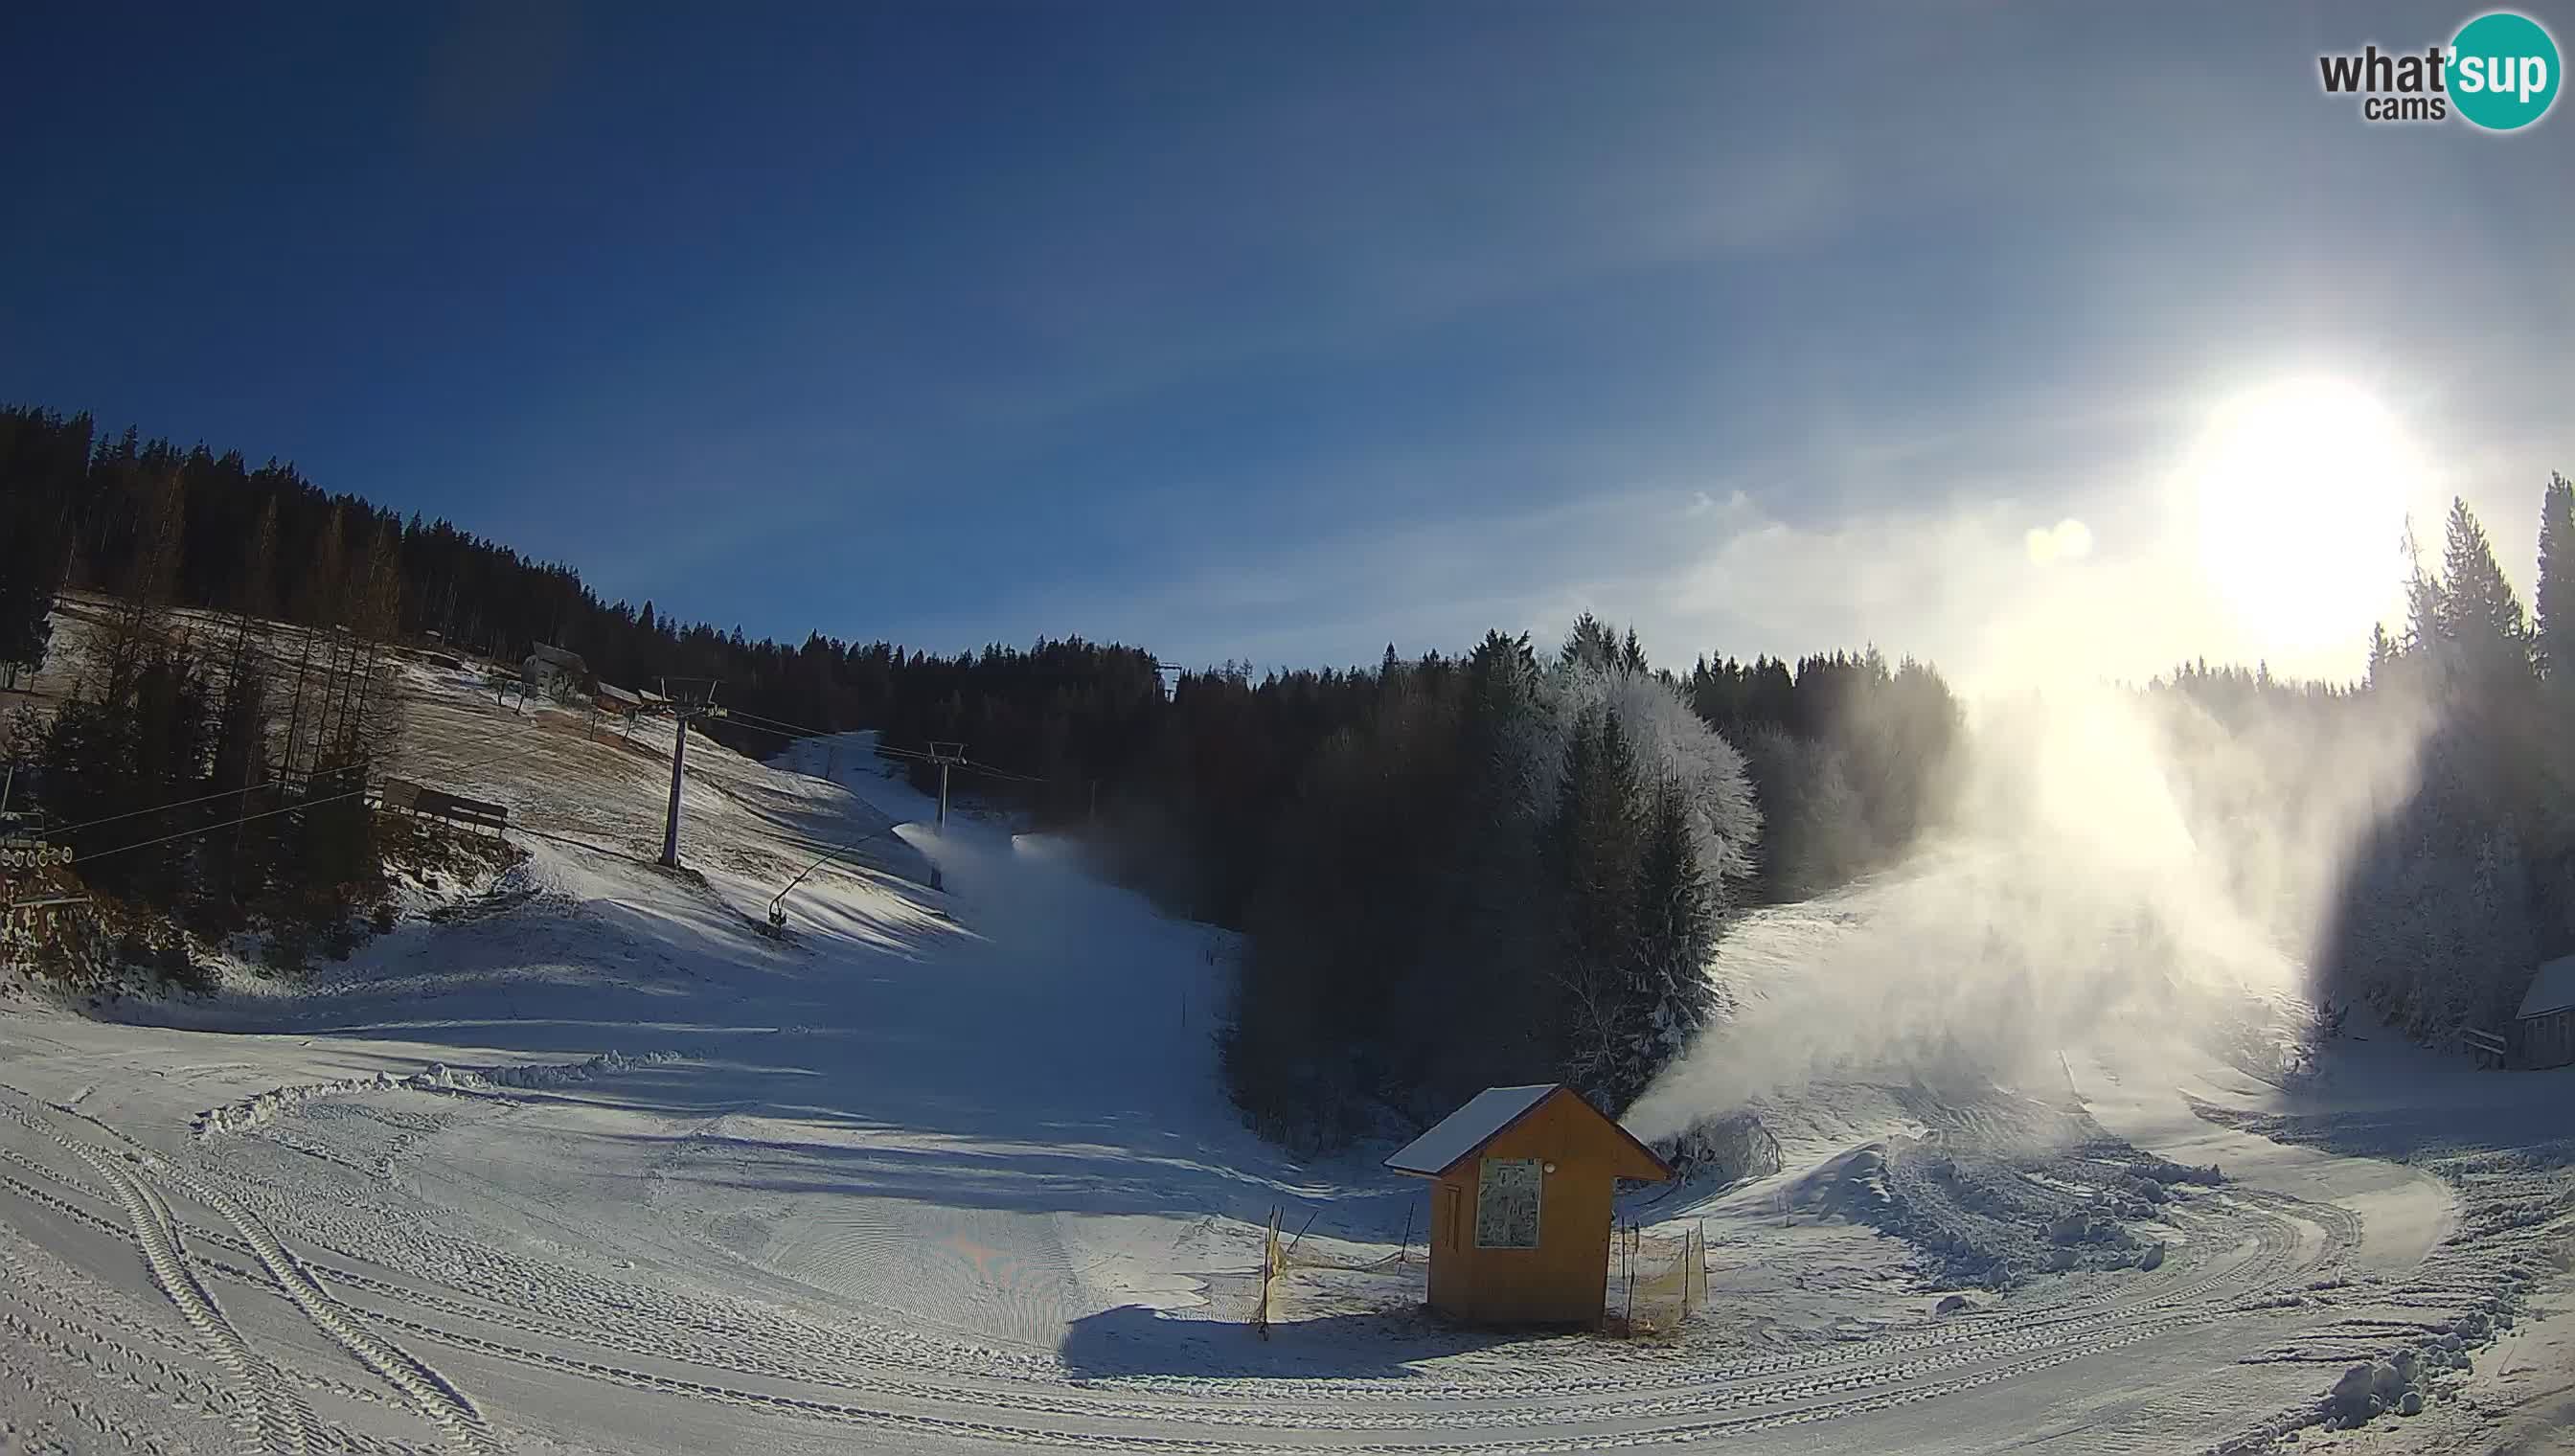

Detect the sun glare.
[{"left": 2190, "top": 377, "right": 2415, "bottom": 669}]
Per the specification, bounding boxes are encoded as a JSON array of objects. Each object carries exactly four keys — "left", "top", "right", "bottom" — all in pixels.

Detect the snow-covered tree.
[
  {"left": 1609, "top": 775, "right": 1721, "bottom": 1103},
  {"left": 1543, "top": 640, "right": 1758, "bottom": 1108},
  {"left": 1742, "top": 725, "right": 1873, "bottom": 897}
]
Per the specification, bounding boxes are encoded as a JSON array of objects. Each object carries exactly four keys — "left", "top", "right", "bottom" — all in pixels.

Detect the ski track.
[
  {"left": 0, "top": 1095, "right": 2360, "bottom": 1448},
  {"left": 0, "top": 999, "right": 2425, "bottom": 1452},
  {"left": 0, "top": 696, "right": 2545, "bottom": 1453},
  {"left": 0, "top": 1094, "right": 493, "bottom": 1456},
  {"left": 191, "top": 1052, "right": 681, "bottom": 1141}
]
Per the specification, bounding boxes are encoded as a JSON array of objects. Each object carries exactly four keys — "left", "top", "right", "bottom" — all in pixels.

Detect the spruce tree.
[
  {"left": 1560, "top": 613, "right": 1619, "bottom": 674},
  {"left": 1434, "top": 631, "right": 1550, "bottom": 1091},
  {"left": 2402, "top": 517, "right": 2445, "bottom": 657},
  {"left": 2366, "top": 623, "right": 2397, "bottom": 689},
  {"left": 0, "top": 553, "right": 53, "bottom": 692},
  {"left": 2438, "top": 496, "right": 2531, "bottom": 682},
  {"left": 1602, "top": 774, "right": 1719, "bottom": 1108},
  {"left": 1548, "top": 705, "right": 1647, "bottom": 1100},
  {"left": 2538, "top": 473, "right": 2574, "bottom": 685}
]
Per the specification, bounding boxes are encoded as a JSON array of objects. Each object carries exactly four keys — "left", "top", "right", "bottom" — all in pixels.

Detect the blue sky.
[{"left": 4, "top": 2, "right": 2569, "bottom": 685}]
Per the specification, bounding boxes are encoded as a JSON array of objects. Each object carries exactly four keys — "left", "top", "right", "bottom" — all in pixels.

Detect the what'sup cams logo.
[{"left": 2318, "top": 11, "right": 2560, "bottom": 129}]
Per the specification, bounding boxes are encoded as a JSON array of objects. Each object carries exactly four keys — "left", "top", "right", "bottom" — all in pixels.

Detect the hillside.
[{"left": 0, "top": 645, "right": 2566, "bottom": 1453}]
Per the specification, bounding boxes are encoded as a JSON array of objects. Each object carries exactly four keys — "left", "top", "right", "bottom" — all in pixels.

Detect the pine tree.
[
  {"left": 2366, "top": 623, "right": 2397, "bottom": 689},
  {"left": 1430, "top": 630, "right": 1552, "bottom": 1091},
  {"left": 293, "top": 505, "right": 347, "bottom": 627},
  {"left": 0, "top": 550, "right": 54, "bottom": 692},
  {"left": 99, "top": 468, "right": 186, "bottom": 695},
  {"left": 2438, "top": 496, "right": 2531, "bottom": 684},
  {"left": 2402, "top": 517, "right": 2445, "bottom": 657},
  {"left": 1600, "top": 774, "right": 1719, "bottom": 1108},
  {"left": 1560, "top": 613, "right": 1619, "bottom": 674},
  {"left": 1548, "top": 705, "right": 1648, "bottom": 1099},
  {"left": 203, "top": 654, "right": 275, "bottom": 916},
  {"left": 236, "top": 496, "right": 279, "bottom": 623},
  {"left": 198, "top": 501, "right": 283, "bottom": 919},
  {"left": 2537, "top": 472, "right": 2574, "bottom": 685}
]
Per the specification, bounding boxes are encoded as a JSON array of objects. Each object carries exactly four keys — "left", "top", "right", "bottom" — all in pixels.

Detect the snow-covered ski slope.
[{"left": 0, "top": 661, "right": 2566, "bottom": 1454}]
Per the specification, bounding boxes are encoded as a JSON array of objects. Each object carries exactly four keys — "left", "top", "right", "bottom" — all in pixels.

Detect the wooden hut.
[
  {"left": 520, "top": 643, "right": 590, "bottom": 704},
  {"left": 2517, "top": 953, "right": 2575, "bottom": 1070},
  {"left": 1383, "top": 1084, "right": 1672, "bottom": 1327}
]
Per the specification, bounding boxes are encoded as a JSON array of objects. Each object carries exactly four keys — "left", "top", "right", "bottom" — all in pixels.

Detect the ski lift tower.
[
  {"left": 922, "top": 740, "right": 970, "bottom": 894},
  {"left": 926, "top": 741, "right": 967, "bottom": 830},
  {"left": 656, "top": 677, "right": 726, "bottom": 870}
]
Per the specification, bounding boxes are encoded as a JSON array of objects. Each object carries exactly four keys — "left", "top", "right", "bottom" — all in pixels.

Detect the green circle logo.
[{"left": 2450, "top": 11, "right": 2561, "bottom": 129}]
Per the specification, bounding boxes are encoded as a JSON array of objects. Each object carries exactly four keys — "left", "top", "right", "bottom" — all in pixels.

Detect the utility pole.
[{"left": 657, "top": 678, "right": 725, "bottom": 871}]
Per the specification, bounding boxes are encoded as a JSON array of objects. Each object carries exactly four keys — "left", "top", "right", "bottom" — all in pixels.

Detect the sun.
[{"left": 2189, "top": 377, "right": 2417, "bottom": 668}]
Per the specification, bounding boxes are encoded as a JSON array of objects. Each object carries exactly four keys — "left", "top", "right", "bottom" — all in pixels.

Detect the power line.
[
  {"left": 704, "top": 707, "right": 1051, "bottom": 785},
  {"left": 42, "top": 775, "right": 295, "bottom": 836},
  {"left": 697, "top": 705, "right": 845, "bottom": 740},
  {"left": 56, "top": 702, "right": 536, "bottom": 871},
  {"left": 75, "top": 786, "right": 371, "bottom": 867}
]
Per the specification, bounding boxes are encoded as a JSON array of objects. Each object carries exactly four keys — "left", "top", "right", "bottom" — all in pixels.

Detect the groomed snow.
[{"left": 0, "top": 651, "right": 2565, "bottom": 1455}]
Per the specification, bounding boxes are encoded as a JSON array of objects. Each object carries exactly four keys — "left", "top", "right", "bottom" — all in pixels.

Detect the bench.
[{"left": 378, "top": 779, "right": 510, "bottom": 835}]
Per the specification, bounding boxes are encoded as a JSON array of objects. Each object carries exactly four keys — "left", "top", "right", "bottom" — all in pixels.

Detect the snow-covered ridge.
[{"left": 192, "top": 1050, "right": 681, "bottom": 1138}]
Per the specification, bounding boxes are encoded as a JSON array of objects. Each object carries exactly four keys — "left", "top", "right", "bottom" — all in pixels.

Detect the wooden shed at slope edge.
[
  {"left": 1384, "top": 1084, "right": 1673, "bottom": 1327},
  {"left": 2518, "top": 953, "right": 2575, "bottom": 1070}
]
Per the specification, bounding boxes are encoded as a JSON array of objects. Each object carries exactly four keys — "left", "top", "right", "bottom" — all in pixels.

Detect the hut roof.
[
  {"left": 1382, "top": 1083, "right": 1671, "bottom": 1180},
  {"left": 2519, "top": 953, "right": 2575, "bottom": 1020},
  {"left": 529, "top": 643, "right": 588, "bottom": 672}
]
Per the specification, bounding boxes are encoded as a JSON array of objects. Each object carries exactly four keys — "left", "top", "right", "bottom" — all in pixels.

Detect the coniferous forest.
[{"left": 4, "top": 403, "right": 2570, "bottom": 1148}]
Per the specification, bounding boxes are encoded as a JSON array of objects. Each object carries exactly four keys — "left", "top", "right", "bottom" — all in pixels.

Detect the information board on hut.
[{"left": 1475, "top": 1158, "right": 1541, "bottom": 1248}]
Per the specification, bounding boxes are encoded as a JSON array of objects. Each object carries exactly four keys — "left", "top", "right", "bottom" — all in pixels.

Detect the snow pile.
[
  {"left": 2325, "top": 1346, "right": 2458, "bottom": 1426},
  {"left": 194, "top": 1050, "right": 680, "bottom": 1137}
]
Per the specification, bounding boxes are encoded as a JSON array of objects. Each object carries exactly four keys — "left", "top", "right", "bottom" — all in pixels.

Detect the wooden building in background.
[
  {"left": 1384, "top": 1083, "right": 1672, "bottom": 1327},
  {"left": 2517, "top": 953, "right": 2575, "bottom": 1070}
]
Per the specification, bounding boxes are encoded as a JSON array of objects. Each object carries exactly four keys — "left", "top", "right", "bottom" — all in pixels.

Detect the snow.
[
  {"left": 2517, "top": 951, "right": 2575, "bottom": 1019},
  {"left": 0, "top": 639, "right": 2568, "bottom": 1455},
  {"left": 1381, "top": 1084, "right": 1557, "bottom": 1175},
  {"left": 2066, "top": 1047, "right": 2459, "bottom": 1278}
]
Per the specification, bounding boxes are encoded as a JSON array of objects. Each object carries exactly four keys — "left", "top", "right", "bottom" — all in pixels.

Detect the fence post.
[
  {"left": 1623, "top": 1221, "right": 1637, "bottom": 1330},
  {"left": 1255, "top": 1205, "right": 1282, "bottom": 1339},
  {"left": 1680, "top": 1225, "right": 1692, "bottom": 1322}
]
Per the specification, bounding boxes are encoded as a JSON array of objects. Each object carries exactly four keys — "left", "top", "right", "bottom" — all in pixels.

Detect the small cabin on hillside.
[
  {"left": 2517, "top": 953, "right": 2575, "bottom": 1070},
  {"left": 521, "top": 643, "right": 589, "bottom": 704},
  {"left": 1384, "top": 1084, "right": 1672, "bottom": 1327}
]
